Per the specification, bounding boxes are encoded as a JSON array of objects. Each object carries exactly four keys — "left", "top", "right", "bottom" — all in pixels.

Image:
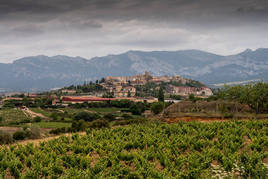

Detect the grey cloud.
[
  {"left": 236, "top": 4, "right": 268, "bottom": 17},
  {"left": 77, "top": 20, "right": 102, "bottom": 29},
  {"left": 1, "top": 0, "right": 268, "bottom": 21},
  {"left": 58, "top": 16, "right": 103, "bottom": 29},
  {"left": 0, "top": 0, "right": 63, "bottom": 15},
  {"left": 0, "top": 0, "right": 268, "bottom": 63},
  {"left": 11, "top": 24, "right": 44, "bottom": 36},
  {"left": 119, "top": 40, "right": 184, "bottom": 48}
]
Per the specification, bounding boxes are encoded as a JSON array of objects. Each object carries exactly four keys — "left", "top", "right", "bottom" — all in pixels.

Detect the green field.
[
  {"left": 33, "top": 122, "right": 72, "bottom": 128},
  {"left": 9, "top": 122, "right": 72, "bottom": 129},
  {"left": 62, "top": 108, "right": 89, "bottom": 115},
  {"left": 0, "top": 120, "right": 267, "bottom": 178},
  {"left": 0, "top": 108, "right": 29, "bottom": 123},
  {"left": 29, "top": 108, "right": 52, "bottom": 117}
]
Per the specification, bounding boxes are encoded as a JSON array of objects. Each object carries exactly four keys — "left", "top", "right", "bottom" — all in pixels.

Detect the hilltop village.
[
  {"left": 57, "top": 72, "right": 213, "bottom": 104},
  {"left": 101, "top": 72, "right": 213, "bottom": 97},
  {"left": 0, "top": 72, "right": 213, "bottom": 107}
]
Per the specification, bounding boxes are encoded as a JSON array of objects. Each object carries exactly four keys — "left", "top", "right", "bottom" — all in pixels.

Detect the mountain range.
[{"left": 0, "top": 48, "right": 268, "bottom": 92}]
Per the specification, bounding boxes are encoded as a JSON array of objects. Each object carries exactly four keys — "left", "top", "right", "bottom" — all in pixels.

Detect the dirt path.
[
  {"left": 57, "top": 109, "right": 64, "bottom": 113},
  {"left": 17, "top": 132, "right": 86, "bottom": 146},
  {"left": 0, "top": 126, "right": 21, "bottom": 134},
  {"left": 1, "top": 132, "right": 86, "bottom": 147},
  {"left": 22, "top": 107, "right": 49, "bottom": 119}
]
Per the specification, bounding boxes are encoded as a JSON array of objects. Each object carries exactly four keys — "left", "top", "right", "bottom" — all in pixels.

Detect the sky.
[{"left": 0, "top": 0, "right": 268, "bottom": 63}]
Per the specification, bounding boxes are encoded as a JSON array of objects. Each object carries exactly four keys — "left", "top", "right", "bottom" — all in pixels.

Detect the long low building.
[
  {"left": 62, "top": 96, "right": 115, "bottom": 104},
  {"left": 61, "top": 96, "right": 158, "bottom": 104}
]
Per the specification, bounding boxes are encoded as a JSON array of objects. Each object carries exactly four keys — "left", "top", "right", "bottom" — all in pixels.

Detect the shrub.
[
  {"left": 21, "top": 119, "right": 31, "bottom": 123},
  {"left": 50, "top": 112, "right": 59, "bottom": 121},
  {"left": 33, "top": 116, "right": 42, "bottom": 122},
  {"left": 120, "top": 109, "right": 131, "bottom": 113},
  {"left": 150, "top": 102, "right": 164, "bottom": 115},
  {"left": 129, "top": 102, "right": 146, "bottom": 115},
  {"left": 25, "top": 126, "right": 41, "bottom": 139},
  {"left": 189, "top": 94, "right": 197, "bottom": 102},
  {"left": 74, "top": 112, "right": 100, "bottom": 122},
  {"left": 223, "top": 113, "right": 234, "bottom": 119},
  {"left": 103, "top": 113, "right": 116, "bottom": 122},
  {"left": 0, "top": 116, "right": 3, "bottom": 123},
  {"left": 88, "top": 120, "right": 109, "bottom": 129},
  {"left": 0, "top": 130, "right": 13, "bottom": 144},
  {"left": 170, "top": 95, "right": 181, "bottom": 100},
  {"left": 49, "top": 127, "right": 71, "bottom": 135},
  {"left": 121, "top": 113, "right": 133, "bottom": 120},
  {"left": 72, "top": 120, "right": 88, "bottom": 131},
  {"left": 13, "top": 131, "right": 26, "bottom": 140}
]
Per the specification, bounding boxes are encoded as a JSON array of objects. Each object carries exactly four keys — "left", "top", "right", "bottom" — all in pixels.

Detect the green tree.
[
  {"left": 103, "top": 113, "right": 116, "bottom": 122},
  {"left": 13, "top": 131, "right": 26, "bottom": 140},
  {"left": 50, "top": 112, "right": 58, "bottom": 121},
  {"left": 150, "top": 102, "right": 164, "bottom": 114},
  {"left": 188, "top": 94, "right": 196, "bottom": 102},
  {"left": 33, "top": 116, "right": 42, "bottom": 122},
  {"left": 72, "top": 120, "right": 87, "bottom": 131},
  {"left": 219, "top": 82, "right": 268, "bottom": 114},
  {"left": 158, "top": 87, "right": 164, "bottom": 102},
  {"left": 245, "top": 83, "right": 268, "bottom": 114},
  {"left": 170, "top": 95, "right": 181, "bottom": 100},
  {"left": 22, "top": 97, "right": 31, "bottom": 106},
  {"left": 74, "top": 112, "right": 100, "bottom": 122},
  {"left": 129, "top": 102, "right": 146, "bottom": 115},
  {"left": 100, "top": 78, "right": 105, "bottom": 83}
]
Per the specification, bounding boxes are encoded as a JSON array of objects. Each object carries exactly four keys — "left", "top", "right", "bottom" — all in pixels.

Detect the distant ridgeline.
[
  {"left": 61, "top": 72, "right": 213, "bottom": 97},
  {"left": 1, "top": 48, "right": 268, "bottom": 92}
]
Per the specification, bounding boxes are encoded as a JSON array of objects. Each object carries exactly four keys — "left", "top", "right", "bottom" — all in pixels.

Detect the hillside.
[{"left": 0, "top": 49, "right": 268, "bottom": 92}]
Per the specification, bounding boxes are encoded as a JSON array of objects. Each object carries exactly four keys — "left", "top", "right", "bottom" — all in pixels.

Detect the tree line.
[{"left": 217, "top": 82, "right": 268, "bottom": 114}]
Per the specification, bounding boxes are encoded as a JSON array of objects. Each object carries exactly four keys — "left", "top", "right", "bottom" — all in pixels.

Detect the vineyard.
[
  {"left": 0, "top": 109, "right": 29, "bottom": 123},
  {"left": 0, "top": 120, "right": 267, "bottom": 178}
]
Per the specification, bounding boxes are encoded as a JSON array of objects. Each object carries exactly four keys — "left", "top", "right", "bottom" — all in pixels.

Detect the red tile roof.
[{"left": 62, "top": 96, "right": 115, "bottom": 102}]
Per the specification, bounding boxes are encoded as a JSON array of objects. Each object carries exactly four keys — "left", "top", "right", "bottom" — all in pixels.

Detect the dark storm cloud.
[
  {"left": 236, "top": 3, "right": 268, "bottom": 17},
  {"left": 0, "top": 0, "right": 267, "bottom": 33},
  {"left": 0, "top": 0, "right": 268, "bottom": 62},
  {"left": 0, "top": 0, "right": 62, "bottom": 16},
  {"left": 1, "top": 0, "right": 268, "bottom": 21}
]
